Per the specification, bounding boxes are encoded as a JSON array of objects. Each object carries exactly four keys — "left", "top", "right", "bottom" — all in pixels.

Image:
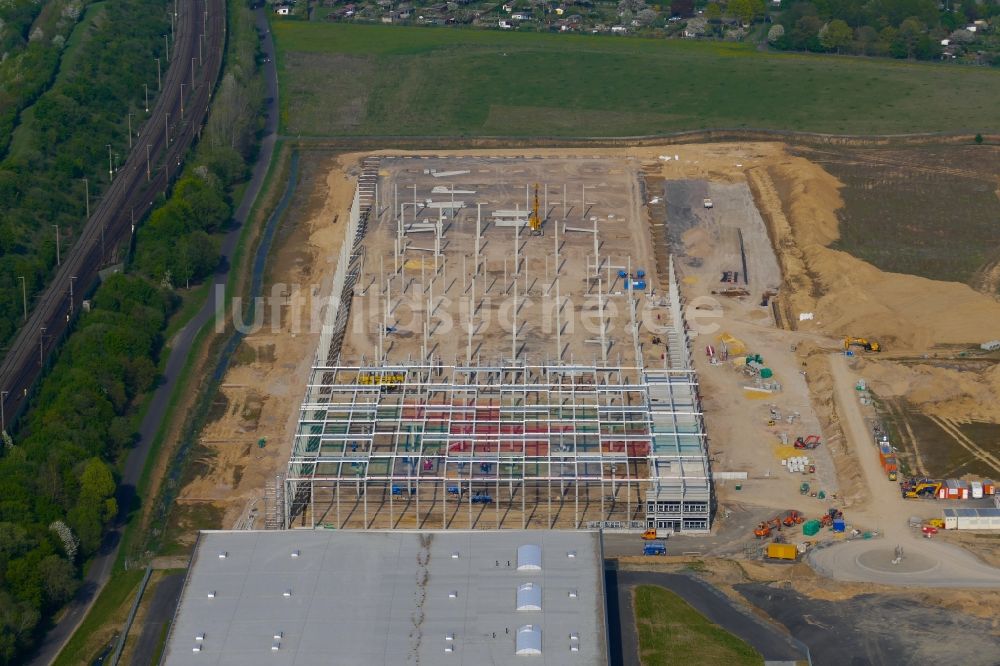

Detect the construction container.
[
  {"left": 882, "top": 456, "right": 898, "bottom": 474},
  {"left": 803, "top": 520, "right": 821, "bottom": 536},
  {"left": 832, "top": 518, "right": 846, "bottom": 533},
  {"left": 943, "top": 508, "right": 1000, "bottom": 530},
  {"left": 766, "top": 543, "right": 798, "bottom": 561},
  {"left": 982, "top": 479, "right": 996, "bottom": 495},
  {"left": 760, "top": 368, "right": 773, "bottom": 379},
  {"left": 939, "top": 479, "right": 970, "bottom": 500}
]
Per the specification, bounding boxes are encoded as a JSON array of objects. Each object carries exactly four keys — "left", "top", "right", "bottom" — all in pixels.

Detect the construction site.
[
  {"left": 280, "top": 157, "right": 712, "bottom": 532},
  {"left": 158, "top": 143, "right": 1000, "bottom": 664}
]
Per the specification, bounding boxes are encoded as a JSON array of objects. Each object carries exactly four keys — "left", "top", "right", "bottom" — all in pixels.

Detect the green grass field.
[
  {"left": 271, "top": 22, "right": 1000, "bottom": 137},
  {"left": 633, "top": 585, "right": 764, "bottom": 666}
]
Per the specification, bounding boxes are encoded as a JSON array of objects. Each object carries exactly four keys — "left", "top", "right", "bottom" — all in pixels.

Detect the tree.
[
  {"left": 637, "top": 7, "right": 657, "bottom": 24},
  {"left": 820, "top": 19, "right": 853, "bottom": 52},
  {"left": 792, "top": 15, "right": 823, "bottom": 50},
  {"left": 705, "top": 2, "right": 722, "bottom": 21},
  {"left": 895, "top": 16, "right": 926, "bottom": 58},
  {"left": 729, "top": 0, "right": 753, "bottom": 24},
  {"left": 669, "top": 0, "right": 694, "bottom": 17},
  {"left": 768, "top": 23, "right": 786, "bottom": 42},
  {"left": 975, "top": 133, "right": 984, "bottom": 144}
]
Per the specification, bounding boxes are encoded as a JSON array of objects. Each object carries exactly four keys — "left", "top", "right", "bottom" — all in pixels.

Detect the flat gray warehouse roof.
[{"left": 162, "top": 530, "right": 608, "bottom": 665}]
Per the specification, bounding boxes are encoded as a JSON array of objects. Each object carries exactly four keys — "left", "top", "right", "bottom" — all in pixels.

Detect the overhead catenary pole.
[{"left": 156, "top": 58, "right": 162, "bottom": 90}]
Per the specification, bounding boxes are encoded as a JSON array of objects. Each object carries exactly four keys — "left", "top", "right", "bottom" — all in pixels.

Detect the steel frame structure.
[{"left": 283, "top": 163, "right": 713, "bottom": 533}]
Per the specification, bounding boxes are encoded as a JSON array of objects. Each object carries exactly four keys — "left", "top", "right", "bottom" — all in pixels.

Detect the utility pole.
[
  {"left": 53, "top": 225, "right": 60, "bottom": 266},
  {"left": 164, "top": 34, "right": 170, "bottom": 61},
  {"left": 156, "top": 58, "right": 162, "bottom": 91},
  {"left": 82, "top": 177, "right": 89, "bottom": 219},
  {"left": 146, "top": 145, "right": 152, "bottom": 181},
  {"left": 17, "top": 277, "right": 26, "bottom": 321},
  {"left": 144, "top": 83, "right": 149, "bottom": 112},
  {"left": 200, "top": 34, "right": 204, "bottom": 66},
  {"left": 180, "top": 83, "right": 185, "bottom": 120},
  {"left": 165, "top": 112, "right": 170, "bottom": 146},
  {"left": 191, "top": 58, "right": 196, "bottom": 88},
  {"left": 1, "top": 390, "right": 7, "bottom": 435},
  {"left": 128, "top": 113, "right": 133, "bottom": 148},
  {"left": 39, "top": 327, "right": 46, "bottom": 368},
  {"left": 69, "top": 276, "right": 76, "bottom": 315},
  {"left": 107, "top": 144, "right": 113, "bottom": 181}
]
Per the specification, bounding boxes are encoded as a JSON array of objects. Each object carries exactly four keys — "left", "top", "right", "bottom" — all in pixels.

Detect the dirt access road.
[{"left": 807, "top": 354, "right": 1000, "bottom": 588}]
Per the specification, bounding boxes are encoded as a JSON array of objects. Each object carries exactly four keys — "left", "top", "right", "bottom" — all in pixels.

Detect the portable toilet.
[
  {"left": 802, "top": 520, "right": 821, "bottom": 536},
  {"left": 832, "top": 518, "right": 846, "bottom": 533}
]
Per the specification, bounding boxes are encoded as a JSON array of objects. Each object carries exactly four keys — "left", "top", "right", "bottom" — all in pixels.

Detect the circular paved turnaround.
[{"left": 856, "top": 548, "right": 938, "bottom": 574}]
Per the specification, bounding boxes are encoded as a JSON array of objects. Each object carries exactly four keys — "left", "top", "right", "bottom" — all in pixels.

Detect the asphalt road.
[
  {"left": 130, "top": 573, "right": 185, "bottom": 666},
  {"left": 607, "top": 567, "right": 807, "bottom": 664},
  {"left": 737, "top": 582, "right": 999, "bottom": 666},
  {"left": 25, "top": 6, "right": 279, "bottom": 664}
]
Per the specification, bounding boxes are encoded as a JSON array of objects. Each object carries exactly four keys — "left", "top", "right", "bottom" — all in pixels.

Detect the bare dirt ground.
[
  {"left": 175, "top": 152, "right": 356, "bottom": 531},
  {"left": 175, "top": 142, "right": 999, "bottom": 622}
]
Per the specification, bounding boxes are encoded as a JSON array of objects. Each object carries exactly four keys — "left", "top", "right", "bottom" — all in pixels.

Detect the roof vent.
[
  {"left": 448, "top": 590, "right": 458, "bottom": 599},
  {"left": 218, "top": 551, "right": 228, "bottom": 559},
  {"left": 567, "top": 550, "right": 577, "bottom": 558},
  {"left": 451, "top": 551, "right": 460, "bottom": 559},
  {"left": 568, "top": 590, "right": 578, "bottom": 598},
  {"left": 445, "top": 633, "right": 455, "bottom": 641},
  {"left": 273, "top": 631, "right": 283, "bottom": 640},
  {"left": 195, "top": 633, "right": 205, "bottom": 642},
  {"left": 570, "top": 645, "right": 580, "bottom": 652},
  {"left": 206, "top": 591, "right": 216, "bottom": 599},
  {"left": 516, "top": 544, "right": 542, "bottom": 571},
  {"left": 516, "top": 582, "right": 542, "bottom": 611},
  {"left": 192, "top": 645, "right": 203, "bottom": 653},
  {"left": 291, "top": 550, "right": 300, "bottom": 558},
  {"left": 283, "top": 589, "right": 292, "bottom": 598},
  {"left": 445, "top": 646, "right": 455, "bottom": 653},
  {"left": 272, "top": 641, "right": 280, "bottom": 651},
  {"left": 515, "top": 625, "right": 542, "bottom": 656},
  {"left": 570, "top": 632, "right": 579, "bottom": 641}
]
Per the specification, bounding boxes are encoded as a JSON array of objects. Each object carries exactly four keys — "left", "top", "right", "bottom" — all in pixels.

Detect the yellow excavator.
[
  {"left": 844, "top": 336, "right": 882, "bottom": 352},
  {"left": 528, "top": 183, "right": 543, "bottom": 236}
]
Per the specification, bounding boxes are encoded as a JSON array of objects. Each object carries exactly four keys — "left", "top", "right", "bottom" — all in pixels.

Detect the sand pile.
[
  {"left": 859, "top": 358, "right": 1000, "bottom": 423},
  {"left": 749, "top": 156, "right": 1000, "bottom": 351}
]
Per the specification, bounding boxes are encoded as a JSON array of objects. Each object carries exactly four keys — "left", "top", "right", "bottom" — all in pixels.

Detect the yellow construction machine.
[
  {"left": 900, "top": 478, "right": 941, "bottom": 499},
  {"left": 844, "top": 336, "right": 882, "bottom": 352},
  {"left": 528, "top": 183, "right": 543, "bottom": 235}
]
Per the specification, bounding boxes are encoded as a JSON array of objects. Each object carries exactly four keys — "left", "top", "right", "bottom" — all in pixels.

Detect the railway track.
[{"left": 0, "top": 0, "right": 226, "bottom": 432}]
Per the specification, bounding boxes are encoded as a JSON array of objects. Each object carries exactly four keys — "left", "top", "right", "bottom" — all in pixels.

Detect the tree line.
[
  {"left": 768, "top": 0, "right": 1000, "bottom": 61},
  {"left": 0, "top": 0, "right": 264, "bottom": 661}
]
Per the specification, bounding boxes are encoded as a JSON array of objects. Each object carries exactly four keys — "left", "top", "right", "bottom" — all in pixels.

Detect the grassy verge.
[
  {"left": 272, "top": 21, "right": 1000, "bottom": 137},
  {"left": 633, "top": 585, "right": 763, "bottom": 666},
  {"left": 50, "top": 569, "right": 145, "bottom": 666}
]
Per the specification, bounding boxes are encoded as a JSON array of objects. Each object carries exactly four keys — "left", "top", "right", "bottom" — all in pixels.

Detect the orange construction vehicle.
[
  {"left": 641, "top": 529, "right": 658, "bottom": 540},
  {"left": 754, "top": 516, "right": 784, "bottom": 538},
  {"left": 782, "top": 510, "right": 804, "bottom": 527}
]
